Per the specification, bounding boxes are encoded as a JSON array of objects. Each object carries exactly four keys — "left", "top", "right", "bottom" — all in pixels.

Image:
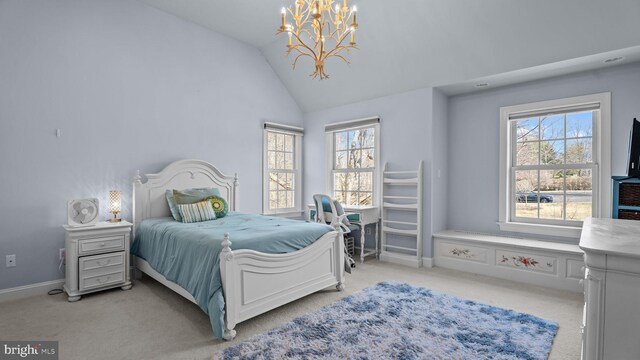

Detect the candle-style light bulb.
[
  {"left": 351, "top": 5, "right": 357, "bottom": 26},
  {"left": 281, "top": 7, "right": 286, "bottom": 28}
]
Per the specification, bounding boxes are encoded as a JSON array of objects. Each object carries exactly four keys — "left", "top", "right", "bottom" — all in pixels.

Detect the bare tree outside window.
[
  {"left": 333, "top": 127, "right": 375, "bottom": 206},
  {"left": 267, "top": 131, "right": 296, "bottom": 210},
  {"left": 513, "top": 111, "right": 594, "bottom": 222}
]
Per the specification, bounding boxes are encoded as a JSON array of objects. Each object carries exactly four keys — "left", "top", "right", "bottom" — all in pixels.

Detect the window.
[
  {"left": 263, "top": 123, "right": 303, "bottom": 215},
  {"left": 499, "top": 93, "right": 611, "bottom": 238},
  {"left": 326, "top": 117, "right": 380, "bottom": 206}
]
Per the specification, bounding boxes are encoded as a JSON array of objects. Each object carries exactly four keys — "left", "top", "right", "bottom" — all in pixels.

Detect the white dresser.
[
  {"left": 580, "top": 217, "right": 640, "bottom": 360},
  {"left": 63, "top": 221, "right": 133, "bottom": 301}
]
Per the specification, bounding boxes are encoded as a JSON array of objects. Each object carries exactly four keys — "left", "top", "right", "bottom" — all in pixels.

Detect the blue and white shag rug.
[{"left": 218, "top": 281, "right": 558, "bottom": 359}]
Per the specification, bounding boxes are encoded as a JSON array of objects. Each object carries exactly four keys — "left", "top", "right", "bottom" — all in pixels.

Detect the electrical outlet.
[
  {"left": 6, "top": 254, "right": 16, "bottom": 267},
  {"left": 366, "top": 227, "right": 372, "bottom": 235},
  {"left": 59, "top": 248, "right": 65, "bottom": 261}
]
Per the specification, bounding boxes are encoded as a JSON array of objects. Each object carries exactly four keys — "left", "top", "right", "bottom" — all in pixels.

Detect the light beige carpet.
[{"left": 0, "top": 261, "right": 583, "bottom": 360}]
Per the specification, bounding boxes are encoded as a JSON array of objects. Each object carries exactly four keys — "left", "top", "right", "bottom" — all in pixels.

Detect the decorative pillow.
[
  {"left": 204, "top": 195, "right": 229, "bottom": 219},
  {"left": 165, "top": 190, "right": 182, "bottom": 221},
  {"left": 167, "top": 188, "right": 221, "bottom": 222},
  {"left": 176, "top": 200, "right": 216, "bottom": 223},
  {"left": 173, "top": 188, "right": 221, "bottom": 204}
]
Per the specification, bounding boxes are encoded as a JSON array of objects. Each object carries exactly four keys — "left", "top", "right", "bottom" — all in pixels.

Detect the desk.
[{"left": 306, "top": 204, "right": 380, "bottom": 263}]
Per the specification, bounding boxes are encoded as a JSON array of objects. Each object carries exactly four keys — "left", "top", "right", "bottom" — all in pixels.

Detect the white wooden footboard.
[{"left": 220, "top": 230, "right": 345, "bottom": 340}]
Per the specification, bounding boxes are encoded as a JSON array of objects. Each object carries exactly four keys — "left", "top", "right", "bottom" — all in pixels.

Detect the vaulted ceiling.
[{"left": 139, "top": 0, "right": 640, "bottom": 112}]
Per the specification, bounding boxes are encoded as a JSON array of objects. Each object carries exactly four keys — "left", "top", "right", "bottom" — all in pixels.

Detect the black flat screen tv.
[{"left": 628, "top": 118, "right": 640, "bottom": 178}]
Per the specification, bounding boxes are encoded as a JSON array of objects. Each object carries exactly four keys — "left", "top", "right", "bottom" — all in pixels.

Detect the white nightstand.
[{"left": 63, "top": 221, "right": 133, "bottom": 302}]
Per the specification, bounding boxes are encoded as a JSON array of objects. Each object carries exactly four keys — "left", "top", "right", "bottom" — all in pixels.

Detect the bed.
[{"left": 131, "top": 159, "right": 345, "bottom": 341}]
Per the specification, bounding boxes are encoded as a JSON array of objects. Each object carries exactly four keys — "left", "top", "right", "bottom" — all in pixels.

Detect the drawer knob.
[
  {"left": 99, "top": 243, "right": 106, "bottom": 247},
  {"left": 97, "top": 276, "right": 111, "bottom": 284},
  {"left": 96, "top": 259, "right": 111, "bottom": 266}
]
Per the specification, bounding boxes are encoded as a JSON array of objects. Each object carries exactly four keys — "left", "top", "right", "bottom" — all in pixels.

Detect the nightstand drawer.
[
  {"left": 80, "top": 267, "right": 125, "bottom": 291},
  {"left": 80, "top": 252, "right": 124, "bottom": 271},
  {"left": 78, "top": 235, "right": 124, "bottom": 255}
]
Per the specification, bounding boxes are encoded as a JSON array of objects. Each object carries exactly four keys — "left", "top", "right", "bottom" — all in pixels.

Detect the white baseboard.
[
  {"left": 433, "top": 230, "right": 584, "bottom": 293},
  {"left": 0, "top": 279, "right": 65, "bottom": 303},
  {"left": 422, "top": 257, "right": 434, "bottom": 268},
  {"left": 379, "top": 251, "right": 423, "bottom": 268}
]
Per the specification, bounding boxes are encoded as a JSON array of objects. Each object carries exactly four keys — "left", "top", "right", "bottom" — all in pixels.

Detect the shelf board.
[
  {"left": 382, "top": 220, "right": 417, "bottom": 226},
  {"left": 383, "top": 244, "right": 418, "bottom": 252},
  {"left": 383, "top": 178, "right": 418, "bottom": 185},
  {"left": 384, "top": 171, "right": 418, "bottom": 175},
  {"left": 618, "top": 205, "right": 640, "bottom": 211},
  {"left": 382, "top": 226, "right": 417, "bottom": 236},
  {"left": 383, "top": 202, "right": 418, "bottom": 210}
]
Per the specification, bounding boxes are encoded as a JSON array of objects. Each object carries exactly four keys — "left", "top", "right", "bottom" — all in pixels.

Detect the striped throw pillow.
[{"left": 177, "top": 200, "right": 216, "bottom": 223}]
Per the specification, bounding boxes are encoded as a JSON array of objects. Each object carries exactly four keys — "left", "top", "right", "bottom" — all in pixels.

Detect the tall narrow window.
[
  {"left": 263, "top": 123, "right": 303, "bottom": 215},
  {"left": 499, "top": 93, "right": 611, "bottom": 238},
  {"left": 326, "top": 117, "right": 380, "bottom": 206}
]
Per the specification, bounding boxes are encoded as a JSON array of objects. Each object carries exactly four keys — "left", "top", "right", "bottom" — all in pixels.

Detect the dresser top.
[
  {"left": 63, "top": 220, "right": 132, "bottom": 232},
  {"left": 579, "top": 217, "right": 640, "bottom": 258}
]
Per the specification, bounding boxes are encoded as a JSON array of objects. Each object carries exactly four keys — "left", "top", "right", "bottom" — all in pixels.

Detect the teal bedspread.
[{"left": 130, "top": 212, "right": 333, "bottom": 339}]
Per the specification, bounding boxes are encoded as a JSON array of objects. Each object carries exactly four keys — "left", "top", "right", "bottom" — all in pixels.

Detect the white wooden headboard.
[{"left": 132, "top": 159, "right": 239, "bottom": 232}]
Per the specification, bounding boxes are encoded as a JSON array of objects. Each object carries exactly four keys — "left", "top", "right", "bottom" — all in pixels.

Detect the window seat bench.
[{"left": 433, "top": 230, "right": 584, "bottom": 293}]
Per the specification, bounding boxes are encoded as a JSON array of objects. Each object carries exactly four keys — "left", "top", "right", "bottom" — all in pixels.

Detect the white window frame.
[
  {"left": 325, "top": 117, "right": 381, "bottom": 206},
  {"left": 262, "top": 122, "right": 303, "bottom": 216},
  {"left": 498, "top": 93, "right": 611, "bottom": 238}
]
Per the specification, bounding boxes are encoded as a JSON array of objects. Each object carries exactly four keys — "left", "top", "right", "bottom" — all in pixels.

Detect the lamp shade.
[{"left": 109, "top": 191, "right": 122, "bottom": 214}]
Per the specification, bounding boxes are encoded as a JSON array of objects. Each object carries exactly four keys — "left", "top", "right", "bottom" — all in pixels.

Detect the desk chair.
[{"left": 312, "top": 194, "right": 360, "bottom": 268}]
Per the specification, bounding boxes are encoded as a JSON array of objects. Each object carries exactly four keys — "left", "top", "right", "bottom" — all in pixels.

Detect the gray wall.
[
  {"left": 0, "top": 0, "right": 302, "bottom": 290},
  {"left": 303, "top": 88, "right": 435, "bottom": 257},
  {"left": 446, "top": 62, "right": 640, "bottom": 238}
]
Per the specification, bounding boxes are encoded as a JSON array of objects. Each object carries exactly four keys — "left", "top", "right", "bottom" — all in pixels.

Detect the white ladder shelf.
[{"left": 379, "top": 161, "right": 423, "bottom": 268}]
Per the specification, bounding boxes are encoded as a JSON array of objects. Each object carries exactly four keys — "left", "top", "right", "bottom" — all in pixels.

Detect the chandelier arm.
[
  {"left": 329, "top": 26, "right": 346, "bottom": 40},
  {"left": 313, "top": 17, "right": 323, "bottom": 46},
  {"left": 299, "top": 1, "right": 313, "bottom": 26},
  {"left": 333, "top": 53, "right": 350, "bottom": 65},
  {"left": 328, "top": 3, "right": 347, "bottom": 36},
  {"left": 288, "top": 46, "right": 310, "bottom": 58},
  {"left": 300, "top": 28, "right": 313, "bottom": 42},
  {"left": 324, "top": 12, "right": 334, "bottom": 38},
  {"left": 322, "top": 32, "right": 351, "bottom": 59},
  {"left": 290, "top": 31, "right": 318, "bottom": 59},
  {"left": 292, "top": 53, "right": 313, "bottom": 70}
]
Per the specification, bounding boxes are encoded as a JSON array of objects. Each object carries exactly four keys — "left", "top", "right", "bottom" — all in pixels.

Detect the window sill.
[
  {"left": 497, "top": 221, "right": 582, "bottom": 239},
  {"left": 263, "top": 210, "right": 305, "bottom": 219}
]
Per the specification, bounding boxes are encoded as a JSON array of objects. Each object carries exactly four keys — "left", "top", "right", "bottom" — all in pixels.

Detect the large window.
[
  {"left": 263, "top": 123, "right": 303, "bottom": 215},
  {"left": 326, "top": 118, "right": 380, "bottom": 206},
  {"left": 499, "top": 93, "right": 611, "bottom": 238}
]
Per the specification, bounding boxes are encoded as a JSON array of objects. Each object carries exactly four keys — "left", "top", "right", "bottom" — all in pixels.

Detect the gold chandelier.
[{"left": 277, "top": 0, "right": 359, "bottom": 80}]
